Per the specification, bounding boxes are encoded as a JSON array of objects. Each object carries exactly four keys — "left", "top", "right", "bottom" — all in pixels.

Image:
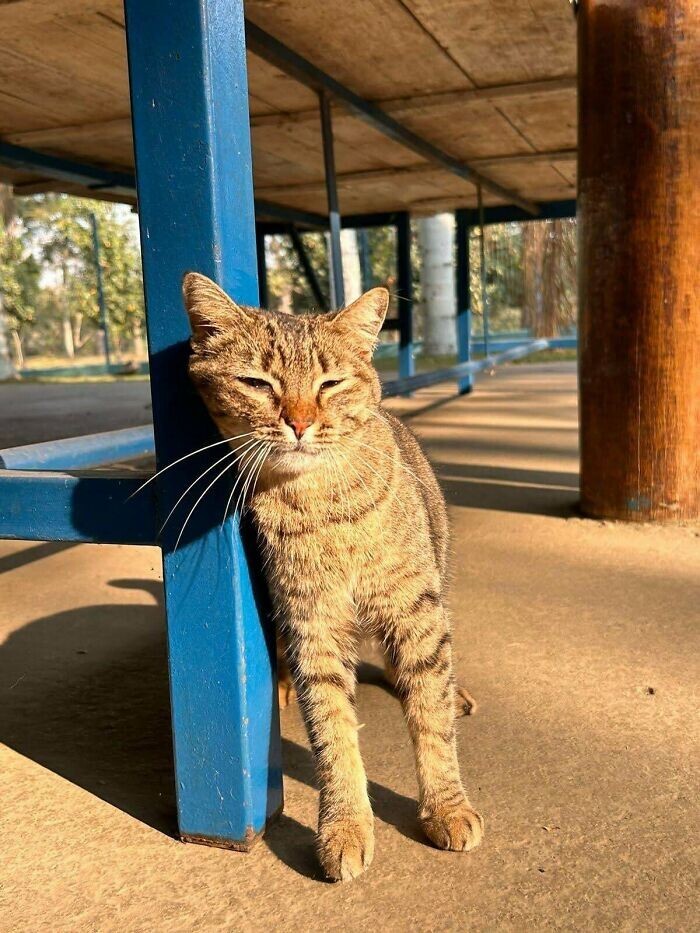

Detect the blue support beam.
[
  {"left": 256, "top": 227, "right": 269, "bottom": 309},
  {"left": 464, "top": 199, "right": 577, "bottom": 226},
  {"left": 0, "top": 140, "right": 137, "bottom": 198},
  {"left": 0, "top": 425, "right": 154, "bottom": 471},
  {"left": 0, "top": 471, "right": 156, "bottom": 544},
  {"left": 124, "top": 0, "right": 282, "bottom": 849},
  {"left": 382, "top": 339, "right": 550, "bottom": 397},
  {"left": 319, "top": 91, "right": 344, "bottom": 307},
  {"left": 455, "top": 208, "right": 473, "bottom": 395},
  {"left": 245, "top": 22, "right": 538, "bottom": 215},
  {"left": 254, "top": 199, "right": 327, "bottom": 229},
  {"left": 396, "top": 212, "right": 415, "bottom": 383},
  {"left": 0, "top": 139, "right": 327, "bottom": 230}
]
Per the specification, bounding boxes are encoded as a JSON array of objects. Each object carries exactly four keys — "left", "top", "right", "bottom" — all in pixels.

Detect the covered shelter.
[{"left": 0, "top": 0, "right": 697, "bottom": 852}]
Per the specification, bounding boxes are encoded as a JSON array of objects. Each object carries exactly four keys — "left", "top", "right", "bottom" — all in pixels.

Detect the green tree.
[{"left": 21, "top": 194, "right": 145, "bottom": 359}]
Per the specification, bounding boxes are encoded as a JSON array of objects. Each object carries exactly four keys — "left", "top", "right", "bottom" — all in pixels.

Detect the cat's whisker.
[
  {"left": 326, "top": 449, "right": 350, "bottom": 524},
  {"left": 233, "top": 442, "right": 270, "bottom": 519},
  {"left": 247, "top": 442, "right": 273, "bottom": 510},
  {"left": 158, "top": 436, "right": 260, "bottom": 534},
  {"left": 173, "top": 439, "right": 266, "bottom": 551},
  {"left": 346, "top": 433, "right": 433, "bottom": 491},
  {"left": 127, "top": 430, "right": 258, "bottom": 499},
  {"left": 221, "top": 440, "right": 267, "bottom": 524}
]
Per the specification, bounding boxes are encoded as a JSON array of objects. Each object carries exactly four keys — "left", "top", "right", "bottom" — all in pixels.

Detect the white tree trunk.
[
  {"left": 132, "top": 317, "right": 147, "bottom": 359},
  {"left": 340, "top": 228, "right": 363, "bottom": 304},
  {"left": 0, "top": 304, "right": 14, "bottom": 379},
  {"left": 418, "top": 213, "right": 457, "bottom": 355}
]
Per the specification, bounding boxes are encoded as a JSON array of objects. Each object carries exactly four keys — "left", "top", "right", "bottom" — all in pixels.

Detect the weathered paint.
[
  {"left": 0, "top": 471, "right": 156, "bottom": 544},
  {"left": 124, "top": 0, "right": 282, "bottom": 846},
  {"left": 578, "top": 0, "right": 700, "bottom": 521},
  {"left": 0, "top": 425, "right": 154, "bottom": 471}
]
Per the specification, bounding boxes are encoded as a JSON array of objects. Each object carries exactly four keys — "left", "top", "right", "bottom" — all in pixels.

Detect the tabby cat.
[{"left": 183, "top": 273, "right": 483, "bottom": 881}]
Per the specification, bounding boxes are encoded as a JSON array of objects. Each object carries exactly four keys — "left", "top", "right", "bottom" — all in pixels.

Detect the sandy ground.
[{"left": 0, "top": 363, "right": 698, "bottom": 932}]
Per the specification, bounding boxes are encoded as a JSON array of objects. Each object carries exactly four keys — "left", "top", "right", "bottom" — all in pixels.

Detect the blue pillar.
[
  {"left": 256, "top": 227, "right": 269, "bottom": 309},
  {"left": 319, "top": 91, "right": 345, "bottom": 307},
  {"left": 396, "top": 212, "right": 415, "bottom": 382},
  {"left": 456, "top": 208, "right": 473, "bottom": 395},
  {"left": 124, "top": 0, "right": 283, "bottom": 848}
]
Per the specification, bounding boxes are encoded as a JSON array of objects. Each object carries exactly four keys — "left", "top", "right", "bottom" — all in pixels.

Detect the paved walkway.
[{"left": 1, "top": 364, "right": 698, "bottom": 931}]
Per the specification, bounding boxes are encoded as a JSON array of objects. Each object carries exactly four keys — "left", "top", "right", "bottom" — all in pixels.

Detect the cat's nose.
[{"left": 286, "top": 417, "right": 313, "bottom": 440}]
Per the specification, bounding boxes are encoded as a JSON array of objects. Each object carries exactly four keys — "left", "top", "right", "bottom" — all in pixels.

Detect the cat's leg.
[
  {"left": 382, "top": 649, "right": 477, "bottom": 716},
  {"left": 285, "top": 601, "right": 373, "bottom": 881},
  {"left": 383, "top": 601, "right": 484, "bottom": 852},
  {"left": 276, "top": 633, "right": 296, "bottom": 709}
]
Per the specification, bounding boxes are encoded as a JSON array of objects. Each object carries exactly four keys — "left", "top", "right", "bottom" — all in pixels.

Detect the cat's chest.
[{"left": 251, "top": 489, "right": 378, "bottom": 562}]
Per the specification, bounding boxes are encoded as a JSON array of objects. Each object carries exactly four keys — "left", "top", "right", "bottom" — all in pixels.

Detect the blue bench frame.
[{"left": 0, "top": 0, "right": 577, "bottom": 850}]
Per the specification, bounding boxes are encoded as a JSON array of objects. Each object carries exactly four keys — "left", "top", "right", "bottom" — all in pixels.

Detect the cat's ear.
[
  {"left": 182, "top": 271, "right": 246, "bottom": 341},
  {"left": 332, "top": 287, "right": 389, "bottom": 354}
]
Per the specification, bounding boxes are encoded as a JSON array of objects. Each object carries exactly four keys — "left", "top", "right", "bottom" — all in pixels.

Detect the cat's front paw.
[
  {"left": 420, "top": 799, "right": 484, "bottom": 852},
  {"left": 317, "top": 811, "right": 374, "bottom": 882}
]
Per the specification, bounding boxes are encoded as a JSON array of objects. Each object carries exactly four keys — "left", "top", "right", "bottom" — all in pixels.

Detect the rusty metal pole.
[{"left": 578, "top": 0, "right": 700, "bottom": 522}]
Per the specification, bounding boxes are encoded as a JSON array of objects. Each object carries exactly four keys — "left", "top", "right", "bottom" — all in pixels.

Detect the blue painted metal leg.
[
  {"left": 396, "top": 212, "right": 415, "bottom": 384},
  {"left": 456, "top": 208, "right": 473, "bottom": 395},
  {"left": 256, "top": 227, "right": 269, "bottom": 310},
  {"left": 319, "top": 91, "right": 345, "bottom": 307},
  {"left": 124, "top": 0, "right": 283, "bottom": 848}
]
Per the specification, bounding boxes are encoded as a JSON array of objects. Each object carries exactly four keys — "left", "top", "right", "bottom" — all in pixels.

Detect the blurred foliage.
[
  {"left": 0, "top": 184, "right": 577, "bottom": 373},
  {"left": 0, "top": 189, "right": 145, "bottom": 365},
  {"left": 469, "top": 219, "right": 577, "bottom": 336}
]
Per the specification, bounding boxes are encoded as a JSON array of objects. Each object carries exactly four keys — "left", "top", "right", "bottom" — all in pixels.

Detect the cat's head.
[{"left": 183, "top": 272, "right": 389, "bottom": 476}]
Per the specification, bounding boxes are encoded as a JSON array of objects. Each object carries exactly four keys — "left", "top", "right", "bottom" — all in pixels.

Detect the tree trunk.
[
  {"left": 133, "top": 317, "right": 147, "bottom": 359},
  {"left": 10, "top": 329, "right": 23, "bottom": 369},
  {"left": 0, "top": 185, "right": 16, "bottom": 379},
  {"left": 522, "top": 223, "right": 545, "bottom": 336},
  {"left": 417, "top": 213, "right": 456, "bottom": 355},
  {"left": 62, "top": 315, "right": 75, "bottom": 358},
  {"left": 340, "top": 228, "right": 363, "bottom": 304}
]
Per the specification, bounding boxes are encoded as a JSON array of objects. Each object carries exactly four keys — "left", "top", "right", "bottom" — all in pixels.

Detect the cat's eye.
[
  {"left": 319, "top": 378, "right": 343, "bottom": 391},
  {"left": 238, "top": 375, "right": 273, "bottom": 392}
]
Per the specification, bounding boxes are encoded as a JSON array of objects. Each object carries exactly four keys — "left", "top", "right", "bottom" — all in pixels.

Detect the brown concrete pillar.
[{"left": 578, "top": 1, "right": 700, "bottom": 521}]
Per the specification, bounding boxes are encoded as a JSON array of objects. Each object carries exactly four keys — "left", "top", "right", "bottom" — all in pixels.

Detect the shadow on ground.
[
  {"left": 0, "top": 573, "right": 421, "bottom": 878},
  {"left": 436, "top": 462, "right": 580, "bottom": 517}
]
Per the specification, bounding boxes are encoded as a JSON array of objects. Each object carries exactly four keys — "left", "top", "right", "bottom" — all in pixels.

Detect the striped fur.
[{"left": 183, "top": 273, "right": 483, "bottom": 880}]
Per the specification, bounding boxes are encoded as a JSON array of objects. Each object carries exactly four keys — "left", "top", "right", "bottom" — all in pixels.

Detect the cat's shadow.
[{"left": 0, "top": 575, "right": 421, "bottom": 883}]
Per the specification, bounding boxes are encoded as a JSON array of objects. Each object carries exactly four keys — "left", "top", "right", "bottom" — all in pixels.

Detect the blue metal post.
[
  {"left": 357, "top": 228, "right": 372, "bottom": 291},
  {"left": 124, "top": 0, "right": 282, "bottom": 848},
  {"left": 90, "top": 212, "right": 111, "bottom": 368},
  {"left": 396, "top": 212, "right": 415, "bottom": 382},
  {"left": 255, "top": 227, "right": 269, "bottom": 309},
  {"left": 456, "top": 208, "right": 473, "bottom": 394},
  {"left": 319, "top": 91, "right": 345, "bottom": 307},
  {"left": 477, "top": 185, "right": 490, "bottom": 357}
]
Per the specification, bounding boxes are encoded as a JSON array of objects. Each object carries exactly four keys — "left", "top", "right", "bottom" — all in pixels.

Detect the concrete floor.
[{"left": 0, "top": 363, "right": 698, "bottom": 931}]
